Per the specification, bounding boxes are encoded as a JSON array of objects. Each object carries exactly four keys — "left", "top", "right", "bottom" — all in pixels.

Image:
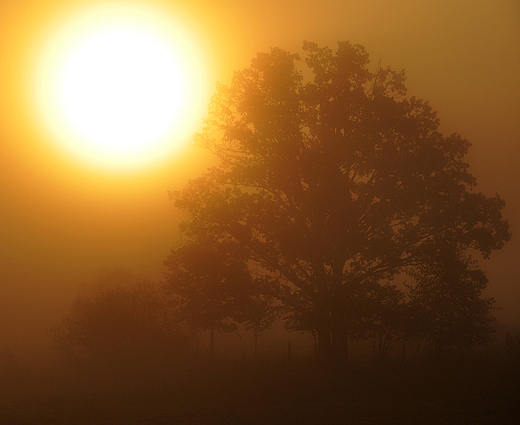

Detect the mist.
[{"left": 1, "top": 0, "right": 519, "bottom": 423}]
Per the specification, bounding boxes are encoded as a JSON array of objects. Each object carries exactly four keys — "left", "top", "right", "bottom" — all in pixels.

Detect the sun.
[
  {"left": 34, "top": 3, "right": 209, "bottom": 170},
  {"left": 59, "top": 27, "right": 185, "bottom": 155}
]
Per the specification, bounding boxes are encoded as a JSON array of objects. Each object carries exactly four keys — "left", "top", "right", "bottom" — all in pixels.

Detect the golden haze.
[
  {"left": 3, "top": 0, "right": 235, "bottom": 179},
  {"left": 33, "top": 3, "right": 211, "bottom": 170},
  {"left": 0, "top": 0, "right": 519, "bottom": 351},
  {"left": 0, "top": 0, "right": 233, "bottom": 347}
]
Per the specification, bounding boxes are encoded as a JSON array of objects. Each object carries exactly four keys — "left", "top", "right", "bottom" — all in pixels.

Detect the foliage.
[
  {"left": 164, "top": 242, "right": 250, "bottom": 334},
  {"left": 170, "top": 41, "right": 510, "bottom": 358},
  {"left": 49, "top": 270, "right": 187, "bottom": 368},
  {"left": 360, "top": 283, "right": 408, "bottom": 358},
  {"left": 405, "top": 247, "right": 497, "bottom": 354}
]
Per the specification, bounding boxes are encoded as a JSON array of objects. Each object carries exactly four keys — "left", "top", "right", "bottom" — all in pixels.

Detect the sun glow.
[{"left": 34, "top": 3, "right": 210, "bottom": 170}]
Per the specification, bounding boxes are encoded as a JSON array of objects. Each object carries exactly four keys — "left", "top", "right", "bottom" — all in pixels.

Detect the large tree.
[{"left": 171, "top": 41, "right": 510, "bottom": 359}]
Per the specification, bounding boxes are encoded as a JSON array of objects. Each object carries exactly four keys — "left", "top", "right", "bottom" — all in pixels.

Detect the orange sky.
[{"left": 1, "top": 0, "right": 519, "bottom": 349}]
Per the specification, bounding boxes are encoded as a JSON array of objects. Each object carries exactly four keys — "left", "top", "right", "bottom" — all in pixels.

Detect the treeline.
[{"left": 48, "top": 265, "right": 503, "bottom": 371}]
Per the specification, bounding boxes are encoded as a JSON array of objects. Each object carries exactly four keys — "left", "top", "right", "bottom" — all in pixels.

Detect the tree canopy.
[
  {"left": 163, "top": 241, "right": 252, "bottom": 355},
  {"left": 406, "top": 245, "right": 497, "bottom": 354},
  {"left": 49, "top": 267, "right": 188, "bottom": 370},
  {"left": 169, "top": 41, "right": 510, "bottom": 359}
]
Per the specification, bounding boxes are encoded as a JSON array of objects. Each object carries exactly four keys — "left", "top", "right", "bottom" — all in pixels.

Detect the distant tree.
[
  {"left": 360, "top": 283, "right": 407, "bottom": 359},
  {"left": 242, "top": 278, "right": 280, "bottom": 357},
  {"left": 163, "top": 241, "right": 254, "bottom": 357},
  {"left": 49, "top": 270, "right": 187, "bottom": 370},
  {"left": 406, "top": 246, "right": 497, "bottom": 355},
  {"left": 170, "top": 41, "right": 510, "bottom": 360}
]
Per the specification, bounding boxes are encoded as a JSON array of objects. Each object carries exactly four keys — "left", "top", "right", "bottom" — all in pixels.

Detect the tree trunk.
[
  {"left": 210, "top": 327, "right": 215, "bottom": 358},
  {"left": 317, "top": 324, "right": 332, "bottom": 360},
  {"left": 330, "top": 255, "right": 348, "bottom": 365},
  {"left": 312, "top": 331, "right": 318, "bottom": 358},
  {"left": 316, "top": 274, "right": 333, "bottom": 361},
  {"left": 331, "top": 326, "right": 349, "bottom": 365}
]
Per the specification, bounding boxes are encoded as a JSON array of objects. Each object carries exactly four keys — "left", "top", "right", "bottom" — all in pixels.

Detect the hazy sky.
[{"left": 1, "top": 0, "right": 519, "bottom": 349}]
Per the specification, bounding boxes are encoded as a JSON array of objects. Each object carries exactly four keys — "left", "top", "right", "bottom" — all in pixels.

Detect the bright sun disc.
[
  {"left": 60, "top": 28, "right": 184, "bottom": 154},
  {"left": 35, "top": 3, "right": 209, "bottom": 170}
]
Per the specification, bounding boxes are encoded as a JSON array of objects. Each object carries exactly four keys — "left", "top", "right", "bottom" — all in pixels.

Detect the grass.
[{"left": 1, "top": 354, "right": 519, "bottom": 424}]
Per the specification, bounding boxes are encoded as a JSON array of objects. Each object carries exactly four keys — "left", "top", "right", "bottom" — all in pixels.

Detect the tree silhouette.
[
  {"left": 242, "top": 278, "right": 280, "bottom": 357},
  {"left": 406, "top": 246, "right": 497, "bottom": 355},
  {"left": 164, "top": 241, "right": 253, "bottom": 357},
  {"left": 361, "top": 283, "right": 407, "bottom": 359},
  {"left": 171, "top": 41, "right": 510, "bottom": 360},
  {"left": 49, "top": 269, "right": 186, "bottom": 370}
]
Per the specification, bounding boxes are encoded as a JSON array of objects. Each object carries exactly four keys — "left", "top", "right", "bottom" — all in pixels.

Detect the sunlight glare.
[{"left": 35, "top": 3, "right": 209, "bottom": 170}]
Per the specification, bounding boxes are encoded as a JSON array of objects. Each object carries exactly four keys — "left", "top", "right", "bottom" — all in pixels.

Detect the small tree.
[
  {"left": 163, "top": 241, "right": 253, "bottom": 357},
  {"left": 362, "top": 284, "right": 407, "bottom": 359},
  {"left": 49, "top": 270, "right": 186, "bottom": 370},
  {"left": 406, "top": 247, "right": 497, "bottom": 355},
  {"left": 242, "top": 278, "right": 280, "bottom": 357}
]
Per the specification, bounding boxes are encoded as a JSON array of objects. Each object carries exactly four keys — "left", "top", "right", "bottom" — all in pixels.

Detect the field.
[{"left": 1, "top": 354, "right": 519, "bottom": 424}]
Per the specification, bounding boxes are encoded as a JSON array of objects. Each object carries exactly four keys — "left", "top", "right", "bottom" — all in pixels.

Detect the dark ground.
[{"left": 1, "top": 354, "right": 519, "bottom": 424}]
